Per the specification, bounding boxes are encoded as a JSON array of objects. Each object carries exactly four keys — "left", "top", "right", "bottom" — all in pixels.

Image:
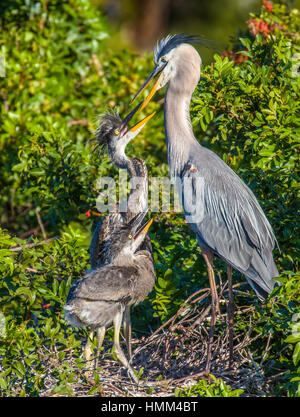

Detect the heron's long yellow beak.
[
  {"left": 131, "top": 64, "right": 166, "bottom": 111},
  {"left": 141, "top": 217, "right": 154, "bottom": 234},
  {"left": 134, "top": 218, "right": 153, "bottom": 239},
  {"left": 128, "top": 111, "right": 156, "bottom": 133},
  {"left": 138, "top": 74, "right": 163, "bottom": 112}
]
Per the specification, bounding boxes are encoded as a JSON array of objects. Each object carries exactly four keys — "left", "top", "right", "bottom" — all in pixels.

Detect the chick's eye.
[
  {"left": 161, "top": 57, "right": 166, "bottom": 63},
  {"left": 128, "top": 234, "right": 132, "bottom": 239},
  {"left": 115, "top": 129, "right": 120, "bottom": 135}
]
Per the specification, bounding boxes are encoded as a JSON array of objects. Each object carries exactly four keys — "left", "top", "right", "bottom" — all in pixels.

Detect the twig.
[
  {"left": 67, "top": 119, "right": 89, "bottom": 127},
  {"left": 9, "top": 236, "right": 60, "bottom": 252},
  {"left": 35, "top": 207, "right": 47, "bottom": 239},
  {"left": 151, "top": 370, "right": 209, "bottom": 385},
  {"left": 148, "top": 288, "right": 210, "bottom": 342},
  {"left": 266, "top": 370, "right": 289, "bottom": 382},
  {"left": 260, "top": 333, "right": 272, "bottom": 366}
]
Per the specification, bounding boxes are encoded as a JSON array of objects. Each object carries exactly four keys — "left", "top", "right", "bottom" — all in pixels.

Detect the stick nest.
[{"left": 38, "top": 281, "right": 275, "bottom": 397}]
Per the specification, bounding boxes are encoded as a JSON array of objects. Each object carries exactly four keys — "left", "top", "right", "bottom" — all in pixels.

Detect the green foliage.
[
  {"left": 175, "top": 375, "right": 244, "bottom": 397},
  {"left": 0, "top": 225, "right": 88, "bottom": 396},
  {"left": 257, "top": 271, "right": 300, "bottom": 397},
  {"left": 0, "top": 0, "right": 160, "bottom": 234},
  {"left": 0, "top": 0, "right": 299, "bottom": 396}
]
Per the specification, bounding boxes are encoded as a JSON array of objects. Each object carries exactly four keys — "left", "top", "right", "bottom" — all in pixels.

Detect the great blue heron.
[
  {"left": 87, "top": 104, "right": 155, "bottom": 361},
  {"left": 132, "top": 34, "right": 280, "bottom": 371},
  {"left": 64, "top": 215, "right": 155, "bottom": 383},
  {"left": 90, "top": 102, "right": 155, "bottom": 268}
]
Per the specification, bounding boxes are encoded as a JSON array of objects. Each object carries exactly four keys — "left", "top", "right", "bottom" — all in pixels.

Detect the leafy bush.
[
  {"left": 0, "top": 0, "right": 299, "bottom": 396},
  {"left": 175, "top": 374, "right": 244, "bottom": 397}
]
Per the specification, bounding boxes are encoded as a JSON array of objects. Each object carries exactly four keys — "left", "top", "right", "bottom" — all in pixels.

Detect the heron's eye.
[
  {"left": 128, "top": 234, "right": 132, "bottom": 239},
  {"left": 115, "top": 129, "right": 120, "bottom": 135}
]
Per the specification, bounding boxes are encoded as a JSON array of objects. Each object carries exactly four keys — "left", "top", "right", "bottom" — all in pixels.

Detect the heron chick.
[
  {"left": 88, "top": 104, "right": 155, "bottom": 361},
  {"left": 64, "top": 215, "right": 155, "bottom": 383},
  {"left": 90, "top": 102, "right": 155, "bottom": 269}
]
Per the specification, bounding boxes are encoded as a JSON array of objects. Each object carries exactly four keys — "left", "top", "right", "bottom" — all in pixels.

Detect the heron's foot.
[
  {"left": 114, "top": 345, "right": 139, "bottom": 384},
  {"left": 127, "top": 364, "right": 139, "bottom": 384},
  {"left": 84, "top": 343, "right": 92, "bottom": 362}
]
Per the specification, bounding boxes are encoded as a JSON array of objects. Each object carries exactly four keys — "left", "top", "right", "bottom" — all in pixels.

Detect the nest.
[{"left": 39, "top": 280, "right": 274, "bottom": 397}]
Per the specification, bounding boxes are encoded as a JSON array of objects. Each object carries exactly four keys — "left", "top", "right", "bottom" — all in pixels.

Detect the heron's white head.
[{"left": 132, "top": 34, "right": 203, "bottom": 111}]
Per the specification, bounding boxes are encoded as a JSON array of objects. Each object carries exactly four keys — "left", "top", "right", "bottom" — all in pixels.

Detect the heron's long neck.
[
  {"left": 125, "top": 158, "right": 148, "bottom": 221},
  {"left": 113, "top": 154, "right": 148, "bottom": 220},
  {"left": 164, "top": 78, "right": 198, "bottom": 177}
]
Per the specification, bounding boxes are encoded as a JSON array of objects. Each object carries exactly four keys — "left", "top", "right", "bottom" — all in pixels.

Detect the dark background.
[{"left": 93, "top": 0, "right": 300, "bottom": 62}]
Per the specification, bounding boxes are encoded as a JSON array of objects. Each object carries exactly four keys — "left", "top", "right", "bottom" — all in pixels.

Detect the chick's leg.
[
  {"left": 84, "top": 330, "right": 94, "bottom": 363},
  {"left": 123, "top": 306, "right": 132, "bottom": 360},
  {"left": 113, "top": 310, "right": 138, "bottom": 384},
  {"left": 94, "top": 326, "right": 106, "bottom": 369}
]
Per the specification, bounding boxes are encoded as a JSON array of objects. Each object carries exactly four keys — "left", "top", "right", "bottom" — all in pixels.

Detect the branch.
[
  {"left": 35, "top": 207, "right": 47, "bottom": 239},
  {"left": 9, "top": 236, "right": 60, "bottom": 252}
]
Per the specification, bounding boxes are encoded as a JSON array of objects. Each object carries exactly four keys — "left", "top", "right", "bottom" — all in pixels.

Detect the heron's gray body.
[
  {"left": 161, "top": 38, "right": 279, "bottom": 298},
  {"left": 180, "top": 148, "right": 278, "bottom": 298},
  {"left": 65, "top": 250, "right": 155, "bottom": 329},
  {"left": 64, "top": 213, "right": 155, "bottom": 383}
]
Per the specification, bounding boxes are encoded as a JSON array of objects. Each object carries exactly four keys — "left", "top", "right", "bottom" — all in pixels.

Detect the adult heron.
[{"left": 132, "top": 34, "right": 280, "bottom": 371}]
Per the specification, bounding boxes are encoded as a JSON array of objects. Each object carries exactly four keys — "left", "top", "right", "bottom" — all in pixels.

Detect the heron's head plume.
[
  {"left": 93, "top": 111, "right": 123, "bottom": 155},
  {"left": 153, "top": 34, "right": 206, "bottom": 66},
  {"left": 92, "top": 104, "right": 156, "bottom": 162}
]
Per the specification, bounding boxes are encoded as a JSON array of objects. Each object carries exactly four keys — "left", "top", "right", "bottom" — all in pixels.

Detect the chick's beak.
[
  {"left": 128, "top": 110, "right": 156, "bottom": 134},
  {"left": 120, "top": 101, "right": 143, "bottom": 136},
  {"left": 133, "top": 218, "right": 154, "bottom": 239}
]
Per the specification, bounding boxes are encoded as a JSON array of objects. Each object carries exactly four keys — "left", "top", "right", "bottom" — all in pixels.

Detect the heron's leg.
[
  {"left": 123, "top": 306, "right": 132, "bottom": 361},
  {"left": 227, "top": 264, "right": 234, "bottom": 368},
  {"left": 94, "top": 326, "right": 106, "bottom": 369},
  {"left": 201, "top": 249, "right": 218, "bottom": 375},
  {"left": 84, "top": 330, "right": 94, "bottom": 363},
  {"left": 202, "top": 249, "right": 220, "bottom": 314},
  {"left": 113, "top": 311, "right": 138, "bottom": 384}
]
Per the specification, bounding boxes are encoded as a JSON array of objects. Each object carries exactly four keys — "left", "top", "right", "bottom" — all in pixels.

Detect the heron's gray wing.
[
  {"left": 181, "top": 154, "right": 278, "bottom": 294},
  {"left": 71, "top": 265, "right": 138, "bottom": 303},
  {"left": 89, "top": 213, "right": 124, "bottom": 268}
]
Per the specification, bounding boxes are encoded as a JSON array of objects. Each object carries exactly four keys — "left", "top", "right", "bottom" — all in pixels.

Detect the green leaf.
[
  {"left": 286, "top": 333, "right": 300, "bottom": 344},
  {"left": 293, "top": 342, "right": 300, "bottom": 366}
]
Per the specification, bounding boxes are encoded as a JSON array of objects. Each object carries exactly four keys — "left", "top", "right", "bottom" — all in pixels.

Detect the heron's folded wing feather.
[
  {"left": 72, "top": 266, "right": 138, "bottom": 302},
  {"left": 181, "top": 159, "right": 277, "bottom": 275},
  {"left": 89, "top": 213, "right": 124, "bottom": 268}
]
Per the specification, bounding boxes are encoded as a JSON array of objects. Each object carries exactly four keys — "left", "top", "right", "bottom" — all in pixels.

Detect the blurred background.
[{"left": 92, "top": 0, "right": 300, "bottom": 63}]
